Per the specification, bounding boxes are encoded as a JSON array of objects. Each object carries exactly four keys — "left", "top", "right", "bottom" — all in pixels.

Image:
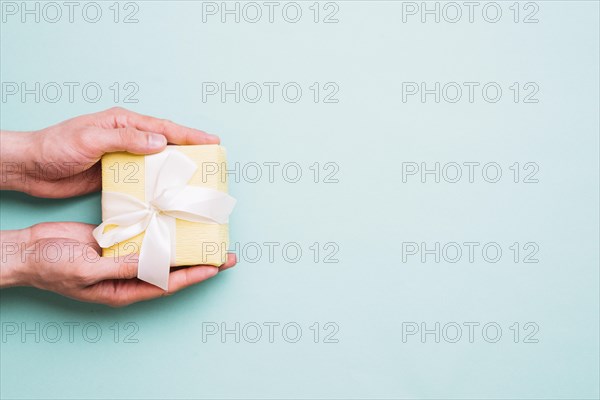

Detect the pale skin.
[{"left": 0, "top": 107, "right": 236, "bottom": 307}]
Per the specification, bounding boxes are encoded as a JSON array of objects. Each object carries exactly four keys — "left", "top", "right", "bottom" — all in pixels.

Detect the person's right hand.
[
  {"left": 0, "top": 222, "right": 236, "bottom": 307},
  {"left": 1, "top": 107, "right": 220, "bottom": 198}
]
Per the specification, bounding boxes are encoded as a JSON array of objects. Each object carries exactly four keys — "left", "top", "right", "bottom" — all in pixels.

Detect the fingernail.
[
  {"left": 149, "top": 133, "right": 167, "bottom": 148},
  {"left": 205, "top": 132, "right": 220, "bottom": 143}
]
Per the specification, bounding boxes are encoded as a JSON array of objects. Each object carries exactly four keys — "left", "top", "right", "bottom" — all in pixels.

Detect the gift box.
[{"left": 93, "top": 145, "right": 236, "bottom": 290}]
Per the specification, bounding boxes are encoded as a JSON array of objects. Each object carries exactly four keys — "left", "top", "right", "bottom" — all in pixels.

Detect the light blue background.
[{"left": 1, "top": 1, "right": 598, "bottom": 399}]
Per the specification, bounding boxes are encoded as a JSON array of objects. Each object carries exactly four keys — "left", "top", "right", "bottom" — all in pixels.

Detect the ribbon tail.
[{"left": 137, "top": 214, "right": 172, "bottom": 291}]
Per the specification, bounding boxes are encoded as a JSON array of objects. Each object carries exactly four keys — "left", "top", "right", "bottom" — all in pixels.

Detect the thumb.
[
  {"left": 87, "top": 253, "right": 139, "bottom": 283},
  {"left": 89, "top": 127, "right": 167, "bottom": 155}
]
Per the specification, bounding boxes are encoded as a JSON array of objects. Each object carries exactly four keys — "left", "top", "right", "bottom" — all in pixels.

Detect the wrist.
[
  {"left": 0, "top": 227, "right": 33, "bottom": 288},
  {"left": 0, "top": 130, "right": 41, "bottom": 193}
]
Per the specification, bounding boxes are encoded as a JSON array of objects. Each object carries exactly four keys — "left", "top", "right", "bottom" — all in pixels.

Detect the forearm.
[
  {"left": 0, "top": 228, "right": 32, "bottom": 288},
  {"left": 0, "top": 130, "right": 40, "bottom": 192}
]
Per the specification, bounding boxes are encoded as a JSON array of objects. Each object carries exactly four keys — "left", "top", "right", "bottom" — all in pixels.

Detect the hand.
[
  {"left": 0, "top": 107, "right": 220, "bottom": 198},
  {"left": 0, "top": 222, "right": 236, "bottom": 306}
]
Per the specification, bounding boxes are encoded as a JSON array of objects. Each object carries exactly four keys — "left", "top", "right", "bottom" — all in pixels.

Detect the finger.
[
  {"left": 26, "top": 166, "right": 101, "bottom": 198},
  {"left": 219, "top": 253, "right": 237, "bottom": 271},
  {"left": 171, "top": 253, "right": 237, "bottom": 272},
  {"left": 108, "top": 108, "right": 220, "bottom": 145},
  {"left": 87, "top": 254, "right": 139, "bottom": 284},
  {"left": 129, "top": 265, "right": 217, "bottom": 303},
  {"left": 90, "top": 252, "right": 234, "bottom": 288},
  {"left": 85, "top": 127, "right": 167, "bottom": 156},
  {"left": 92, "top": 265, "right": 219, "bottom": 306},
  {"left": 29, "top": 222, "right": 100, "bottom": 253},
  {"left": 167, "top": 265, "right": 219, "bottom": 292},
  {"left": 75, "top": 223, "right": 103, "bottom": 253}
]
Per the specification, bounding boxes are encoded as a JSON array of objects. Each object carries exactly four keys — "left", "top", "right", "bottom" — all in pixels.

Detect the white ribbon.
[{"left": 92, "top": 149, "right": 236, "bottom": 290}]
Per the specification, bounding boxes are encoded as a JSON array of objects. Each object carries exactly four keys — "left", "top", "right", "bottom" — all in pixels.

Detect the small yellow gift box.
[{"left": 93, "top": 145, "right": 235, "bottom": 289}]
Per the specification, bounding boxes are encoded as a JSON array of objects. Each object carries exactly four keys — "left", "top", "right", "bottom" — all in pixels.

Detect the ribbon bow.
[{"left": 93, "top": 150, "right": 236, "bottom": 290}]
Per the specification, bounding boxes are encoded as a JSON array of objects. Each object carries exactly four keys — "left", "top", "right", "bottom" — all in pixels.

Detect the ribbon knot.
[
  {"left": 93, "top": 150, "right": 236, "bottom": 290},
  {"left": 149, "top": 200, "right": 164, "bottom": 215}
]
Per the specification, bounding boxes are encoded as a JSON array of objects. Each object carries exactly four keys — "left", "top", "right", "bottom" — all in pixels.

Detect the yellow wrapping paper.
[{"left": 100, "top": 145, "right": 229, "bottom": 266}]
